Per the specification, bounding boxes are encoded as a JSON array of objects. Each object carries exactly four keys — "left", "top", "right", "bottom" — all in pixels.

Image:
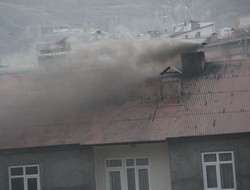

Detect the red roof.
[{"left": 0, "top": 59, "right": 250, "bottom": 149}]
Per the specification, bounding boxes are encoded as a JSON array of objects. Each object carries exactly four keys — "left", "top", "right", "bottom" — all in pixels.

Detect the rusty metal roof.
[{"left": 1, "top": 59, "right": 250, "bottom": 149}]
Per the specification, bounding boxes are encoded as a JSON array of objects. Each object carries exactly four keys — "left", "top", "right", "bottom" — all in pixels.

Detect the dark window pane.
[
  {"left": 127, "top": 168, "right": 136, "bottom": 190},
  {"left": 219, "top": 153, "right": 232, "bottom": 161},
  {"left": 11, "top": 178, "right": 24, "bottom": 190},
  {"left": 220, "top": 163, "right": 235, "bottom": 188},
  {"left": 126, "top": 159, "right": 134, "bottom": 167},
  {"left": 138, "top": 169, "right": 149, "bottom": 190},
  {"left": 26, "top": 166, "right": 38, "bottom": 175},
  {"left": 204, "top": 154, "right": 217, "bottom": 162},
  {"left": 109, "top": 171, "right": 121, "bottom": 190},
  {"left": 206, "top": 165, "right": 217, "bottom": 188},
  {"left": 106, "top": 160, "right": 122, "bottom": 167},
  {"left": 27, "top": 178, "right": 38, "bottom": 190},
  {"left": 136, "top": 158, "right": 149, "bottom": 166},
  {"left": 10, "top": 167, "right": 23, "bottom": 176}
]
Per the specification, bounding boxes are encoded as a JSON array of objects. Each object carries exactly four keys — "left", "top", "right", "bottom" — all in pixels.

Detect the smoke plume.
[{"left": 0, "top": 38, "right": 202, "bottom": 126}]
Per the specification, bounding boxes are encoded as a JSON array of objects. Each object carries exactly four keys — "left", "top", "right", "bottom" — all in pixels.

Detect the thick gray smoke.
[
  {"left": 0, "top": 39, "right": 202, "bottom": 126},
  {"left": 136, "top": 39, "right": 203, "bottom": 66}
]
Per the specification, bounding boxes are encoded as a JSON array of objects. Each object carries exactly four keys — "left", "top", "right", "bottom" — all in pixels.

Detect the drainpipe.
[{"left": 244, "top": 36, "right": 247, "bottom": 57}]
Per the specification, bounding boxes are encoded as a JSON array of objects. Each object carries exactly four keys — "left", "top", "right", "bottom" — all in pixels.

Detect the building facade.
[
  {"left": 0, "top": 145, "right": 95, "bottom": 190},
  {"left": 95, "top": 143, "right": 171, "bottom": 190},
  {"left": 169, "top": 134, "right": 250, "bottom": 190},
  {"left": 0, "top": 53, "right": 250, "bottom": 190},
  {"left": 238, "top": 14, "right": 250, "bottom": 28},
  {"left": 170, "top": 21, "right": 215, "bottom": 39}
]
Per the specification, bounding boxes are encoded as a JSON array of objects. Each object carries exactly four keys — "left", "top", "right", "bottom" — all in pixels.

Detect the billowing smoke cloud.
[
  {"left": 136, "top": 39, "right": 203, "bottom": 66},
  {"left": 0, "top": 38, "right": 202, "bottom": 126}
]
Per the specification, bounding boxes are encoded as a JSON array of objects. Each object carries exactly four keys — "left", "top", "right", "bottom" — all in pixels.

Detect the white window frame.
[
  {"left": 124, "top": 157, "right": 152, "bottom": 190},
  {"left": 105, "top": 158, "right": 126, "bottom": 190},
  {"left": 202, "top": 151, "right": 236, "bottom": 190},
  {"left": 8, "top": 164, "right": 41, "bottom": 190},
  {"left": 105, "top": 157, "right": 151, "bottom": 190}
]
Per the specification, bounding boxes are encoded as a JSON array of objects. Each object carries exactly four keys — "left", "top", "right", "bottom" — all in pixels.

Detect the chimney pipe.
[{"left": 181, "top": 51, "right": 205, "bottom": 76}]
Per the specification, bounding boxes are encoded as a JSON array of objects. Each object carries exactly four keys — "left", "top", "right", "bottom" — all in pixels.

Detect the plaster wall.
[
  {"left": 176, "top": 25, "right": 214, "bottom": 39},
  {"left": 95, "top": 142, "right": 171, "bottom": 190}
]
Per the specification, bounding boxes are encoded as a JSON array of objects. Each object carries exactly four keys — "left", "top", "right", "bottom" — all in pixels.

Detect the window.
[
  {"left": 202, "top": 152, "right": 236, "bottom": 190},
  {"left": 105, "top": 158, "right": 151, "bottom": 190},
  {"left": 196, "top": 31, "right": 201, "bottom": 38},
  {"left": 9, "top": 165, "right": 41, "bottom": 190}
]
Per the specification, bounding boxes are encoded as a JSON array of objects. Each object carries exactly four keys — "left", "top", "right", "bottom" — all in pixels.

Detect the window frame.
[
  {"left": 105, "top": 157, "right": 151, "bottom": 190},
  {"left": 124, "top": 157, "right": 151, "bottom": 190},
  {"left": 105, "top": 158, "right": 125, "bottom": 190},
  {"left": 8, "top": 164, "right": 41, "bottom": 190},
  {"left": 202, "top": 151, "right": 236, "bottom": 190}
]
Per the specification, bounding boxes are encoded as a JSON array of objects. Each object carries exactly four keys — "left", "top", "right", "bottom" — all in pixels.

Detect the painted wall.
[
  {"left": 218, "top": 27, "right": 233, "bottom": 39},
  {"left": 176, "top": 25, "right": 214, "bottom": 39},
  {"left": 238, "top": 14, "right": 250, "bottom": 28},
  {"left": 95, "top": 142, "right": 171, "bottom": 190},
  {"left": 168, "top": 135, "right": 250, "bottom": 190},
  {"left": 0, "top": 145, "right": 95, "bottom": 190}
]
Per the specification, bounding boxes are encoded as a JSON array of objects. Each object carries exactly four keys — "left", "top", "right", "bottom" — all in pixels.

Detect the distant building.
[
  {"left": 170, "top": 20, "right": 215, "bottom": 39},
  {"left": 205, "top": 29, "right": 250, "bottom": 61},
  {"left": 238, "top": 14, "right": 250, "bottom": 28},
  {"left": 217, "top": 27, "right": 233, "bottom": 39},
  {"left": 36, "top": 37, "right": 71, "bottom": 59}
]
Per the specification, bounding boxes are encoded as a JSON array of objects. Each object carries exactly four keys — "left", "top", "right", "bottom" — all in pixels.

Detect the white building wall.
[
  {"left": 239, "top": 14, "right": 250, "bottom": 28},
  {"left": 218, "top": 27, "right": 233, "bottom": 39},
  {"left": 176, "top": 25, "right": 214, "bottom": 39},
  {"left": 95, "top": 143, "right": 171, "bottom": 190}
]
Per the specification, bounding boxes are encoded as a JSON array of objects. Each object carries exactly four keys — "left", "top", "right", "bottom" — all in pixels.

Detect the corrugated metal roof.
[{"left": 0, "top": 59, "right": 250, "bottom": 149}]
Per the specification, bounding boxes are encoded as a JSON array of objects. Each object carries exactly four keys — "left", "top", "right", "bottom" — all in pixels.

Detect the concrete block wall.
[
  {"left": 0, "top": 145, "right": 95, "bottom": 190},
  {"left": 168, "top": 134, "right": 250, "bottom": 190}
]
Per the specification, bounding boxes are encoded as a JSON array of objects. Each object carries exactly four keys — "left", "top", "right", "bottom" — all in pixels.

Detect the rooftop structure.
[{"left": 36, "top": 37, "right": 71, "bottom": 59}]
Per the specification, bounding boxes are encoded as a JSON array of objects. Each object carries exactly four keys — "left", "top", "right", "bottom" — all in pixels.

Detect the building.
[
  {"left": 0, "top": 52, "right": 250, "bottom": 190},
  {"left": 204, "top": 29, "right": 250, "bottom": 61},
  {"left": 170, "top": 20, "right": 215, "bottom": 39},
  {"left": 238, "top": 14, "right": 250, "bottom": 28},
  {"left": 36, "top": 37, "right": 71, "bottom": 59},
  {"left": 217, "top": 27, "right": 234, "bottom": 39}
]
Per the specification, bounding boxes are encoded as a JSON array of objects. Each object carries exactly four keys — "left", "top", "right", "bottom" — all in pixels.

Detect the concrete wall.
[
  {"left": 168, "top": 135, "right": 250, "bottom": 190},
  {"left": 95, "top": 142, "right": 171, "bottom": 190},
  {"left": 0, "top": 145, "right": 95, "bottom": 190}
]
